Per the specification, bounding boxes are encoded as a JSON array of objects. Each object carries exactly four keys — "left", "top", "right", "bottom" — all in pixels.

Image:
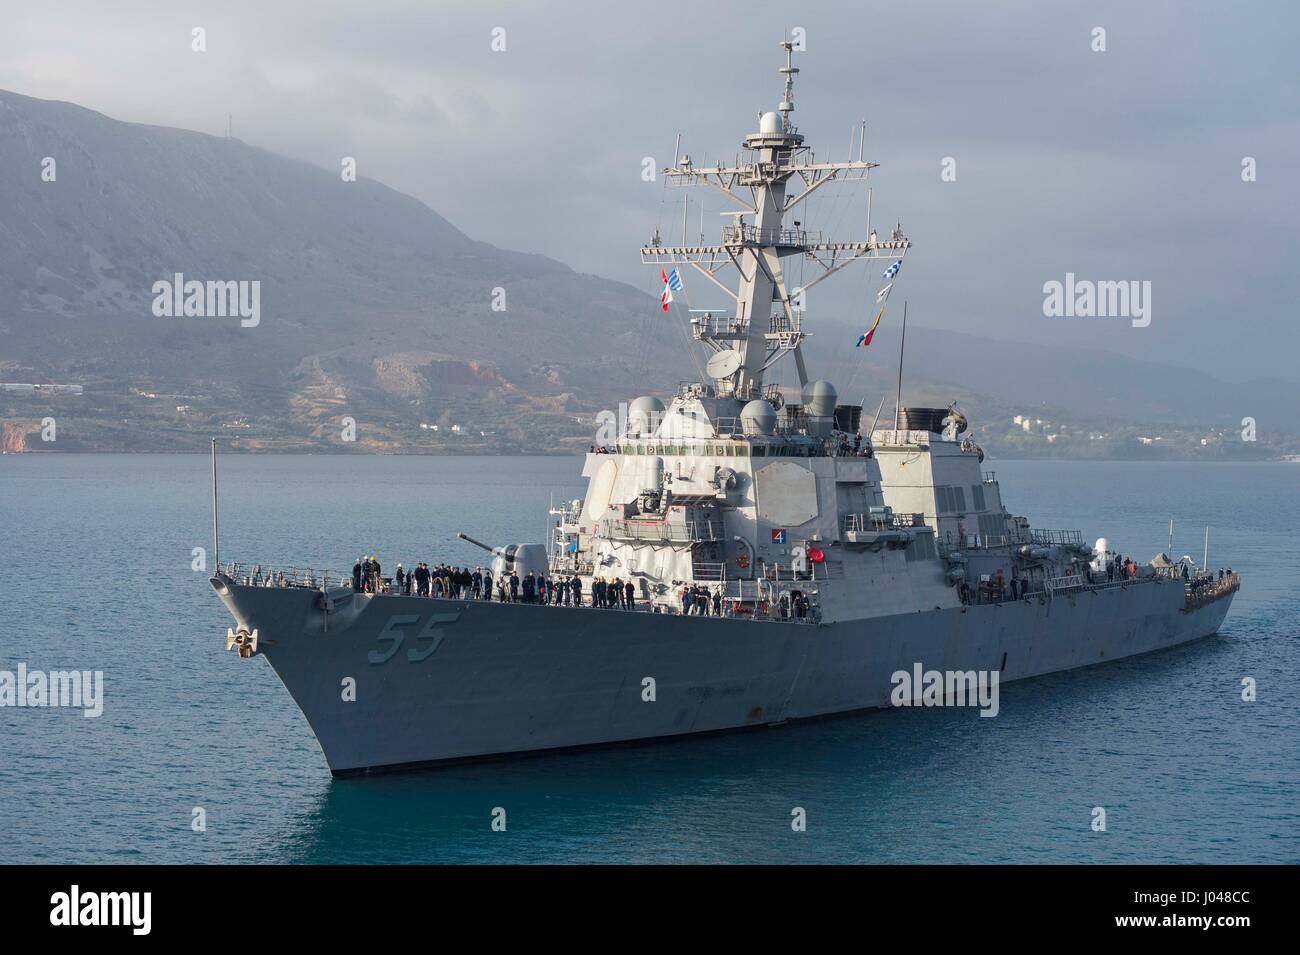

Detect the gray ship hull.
[{"left": 213, "top": 578, "right": 1236, "bottom": 775}]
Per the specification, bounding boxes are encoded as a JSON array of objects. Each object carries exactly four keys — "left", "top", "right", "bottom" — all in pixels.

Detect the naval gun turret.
[{"left": 457, "top": 533, "right": 549, "bottom": 580}]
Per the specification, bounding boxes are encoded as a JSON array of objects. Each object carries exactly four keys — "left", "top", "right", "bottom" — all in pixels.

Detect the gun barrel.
[{"left": 457, "top": 532, "right": 496, "bottom": 553}]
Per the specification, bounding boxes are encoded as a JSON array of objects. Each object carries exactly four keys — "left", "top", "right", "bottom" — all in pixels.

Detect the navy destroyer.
[{"left": 210, "top": 44, "right": 1240, "bottom": 775}]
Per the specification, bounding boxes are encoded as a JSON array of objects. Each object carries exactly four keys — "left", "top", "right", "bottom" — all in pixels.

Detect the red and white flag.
[{"left": 660, "top": 268, "right": 673, "bottom": 311}]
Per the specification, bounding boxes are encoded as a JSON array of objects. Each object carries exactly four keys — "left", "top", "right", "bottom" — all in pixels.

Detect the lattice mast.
[{"left": 642, "top": 42, "right": 910, "bottom": 400}]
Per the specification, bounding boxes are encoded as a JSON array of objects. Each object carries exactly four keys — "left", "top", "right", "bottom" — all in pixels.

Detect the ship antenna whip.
[
  {"left": 211, "top": 437, "right": 220, "bottom": 572},
  {"left": 867, "top": 394, "right": 888, "bottom": 434},
  {"left": 893, "top": 301, "right": 908, "bottom": 430}
]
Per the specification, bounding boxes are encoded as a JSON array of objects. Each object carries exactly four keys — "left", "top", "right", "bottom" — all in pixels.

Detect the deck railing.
[
  {"left": 219, "top": 559, "right": 821, "bottom": 623},
  {"left": 841, "top": 512, "right": 925, "bottom": 534},
  {"left": 1184, "top": 572, "right": 1240, "bottom": 610},
  {"left": 692, "top": 561, "right": 727, "bottom": 582},
  {"left": 603, "top": 517, "right": 724, "bottom": 543},
  {"left": 722, "top": 224, "right": 821, "bottom": 247},
  {"left": 1044, "top": 573, "right": 1160, "bottom": 597},
  {"left": 1029, "top": 529, "right": 1084, "bottom": 546},
  {"left": 943, "top": 533, "right": 1013, "bottom": 550},
  {"left": 219, "top": 561, "right": 350, "bottom": 590}
]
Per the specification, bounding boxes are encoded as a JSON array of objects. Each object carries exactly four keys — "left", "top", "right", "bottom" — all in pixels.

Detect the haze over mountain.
[
  {"left": 0, "top": 88, "right": 690, "bottom": 450},
  {"left": 4, "top": 0, "right": 1294, "bottom": 385},
  {"left": 0, "top": 89, "right": 1294, "bottom": 457}
]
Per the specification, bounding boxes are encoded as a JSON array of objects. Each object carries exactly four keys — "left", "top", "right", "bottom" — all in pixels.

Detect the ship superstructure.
[
  {"left": 209, "top": 45, "right": 1239, "bottom": 775},
  {"left": 548, "top": 41, "right": 940, "bottom": 620}
]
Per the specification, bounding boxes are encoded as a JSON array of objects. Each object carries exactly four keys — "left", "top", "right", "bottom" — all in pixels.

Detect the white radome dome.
[
  {"left": 740, "top": 399, "right": 778, "bottom": 436},
  {"left": 627, "top": 395, "right": 665, "bottom": 435},
  {"left": 758, "top": 111, "right": 783, "bottom": 135}
]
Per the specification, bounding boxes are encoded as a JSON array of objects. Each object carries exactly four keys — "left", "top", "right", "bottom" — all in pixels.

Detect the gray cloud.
[{"left": 1, "top": 0, "right": 1295, "bottom": 381}]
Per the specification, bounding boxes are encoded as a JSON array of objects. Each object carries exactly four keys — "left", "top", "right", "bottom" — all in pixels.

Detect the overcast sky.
[{"left": 3, "top": 0, "right": 1296, "bottom": 382}]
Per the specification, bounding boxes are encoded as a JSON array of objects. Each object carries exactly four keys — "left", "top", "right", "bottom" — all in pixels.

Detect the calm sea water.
[{"left": 1, "top": 454, "right": 1296, "bottom": 864}]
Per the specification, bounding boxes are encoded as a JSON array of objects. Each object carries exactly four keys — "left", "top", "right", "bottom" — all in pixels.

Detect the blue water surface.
[{"left": 1, "top": 454, "right": 1295, "bottom": 863}]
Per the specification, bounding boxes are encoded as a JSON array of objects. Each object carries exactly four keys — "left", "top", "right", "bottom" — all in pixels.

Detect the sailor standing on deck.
[
  {"left": 352, "top": 559, "right": 362, "bottom": 591},
  {"left": 571, "top": 575, "right": 583, "bottom": 607}
]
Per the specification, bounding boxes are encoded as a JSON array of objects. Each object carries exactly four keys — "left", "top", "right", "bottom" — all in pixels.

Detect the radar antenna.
[{"left": 642, "top": 44, "right": 910, "bottom": 399}]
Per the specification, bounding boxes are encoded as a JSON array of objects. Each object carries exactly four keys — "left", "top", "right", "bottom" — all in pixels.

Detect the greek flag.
[
  {"left": 667, "top": 268, "right": 684, "bottom": 293},
  {"left": 882, "top": 260, "right": 902, "bottom": 280}
]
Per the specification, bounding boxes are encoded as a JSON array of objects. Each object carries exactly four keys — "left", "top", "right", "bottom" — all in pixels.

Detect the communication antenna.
[
  {"left": 639, "top": 44, "right": 904, "bottom": 398},
  {"left": 893, "top": 301, "right": 908, "bottom": 430},
  {"left": 211, "top": 438, "right": 220, "bottom": 571},
  {"left": 867, "top": 394, "right": 888, "bottom": 434}
]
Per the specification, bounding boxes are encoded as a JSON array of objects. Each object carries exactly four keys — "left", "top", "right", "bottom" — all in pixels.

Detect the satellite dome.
[
  {"left": 758, "top": 111, "right": 783, "bottom": 135},
  {"left": 740, "top": 399, "right": 778, "bottom": 436},
  {"left": 800, "top": 380, "right": 838, "bottom": 419},
  {"left": 627, "top": 395, "right": 665, "bottom": 435}
]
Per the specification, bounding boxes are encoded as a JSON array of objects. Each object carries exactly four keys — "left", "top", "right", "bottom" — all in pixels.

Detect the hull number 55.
[{"left": 367, "top": 612, "right": 462, "bottom": 665}]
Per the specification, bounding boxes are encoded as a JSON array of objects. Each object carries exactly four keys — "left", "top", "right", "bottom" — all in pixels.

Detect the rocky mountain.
[
  {"left": 0, "top": 89, "right": 684, "bottom": 452},
  {"left": 1, "top": 89, "right": 1293, "bottom": 458}
]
